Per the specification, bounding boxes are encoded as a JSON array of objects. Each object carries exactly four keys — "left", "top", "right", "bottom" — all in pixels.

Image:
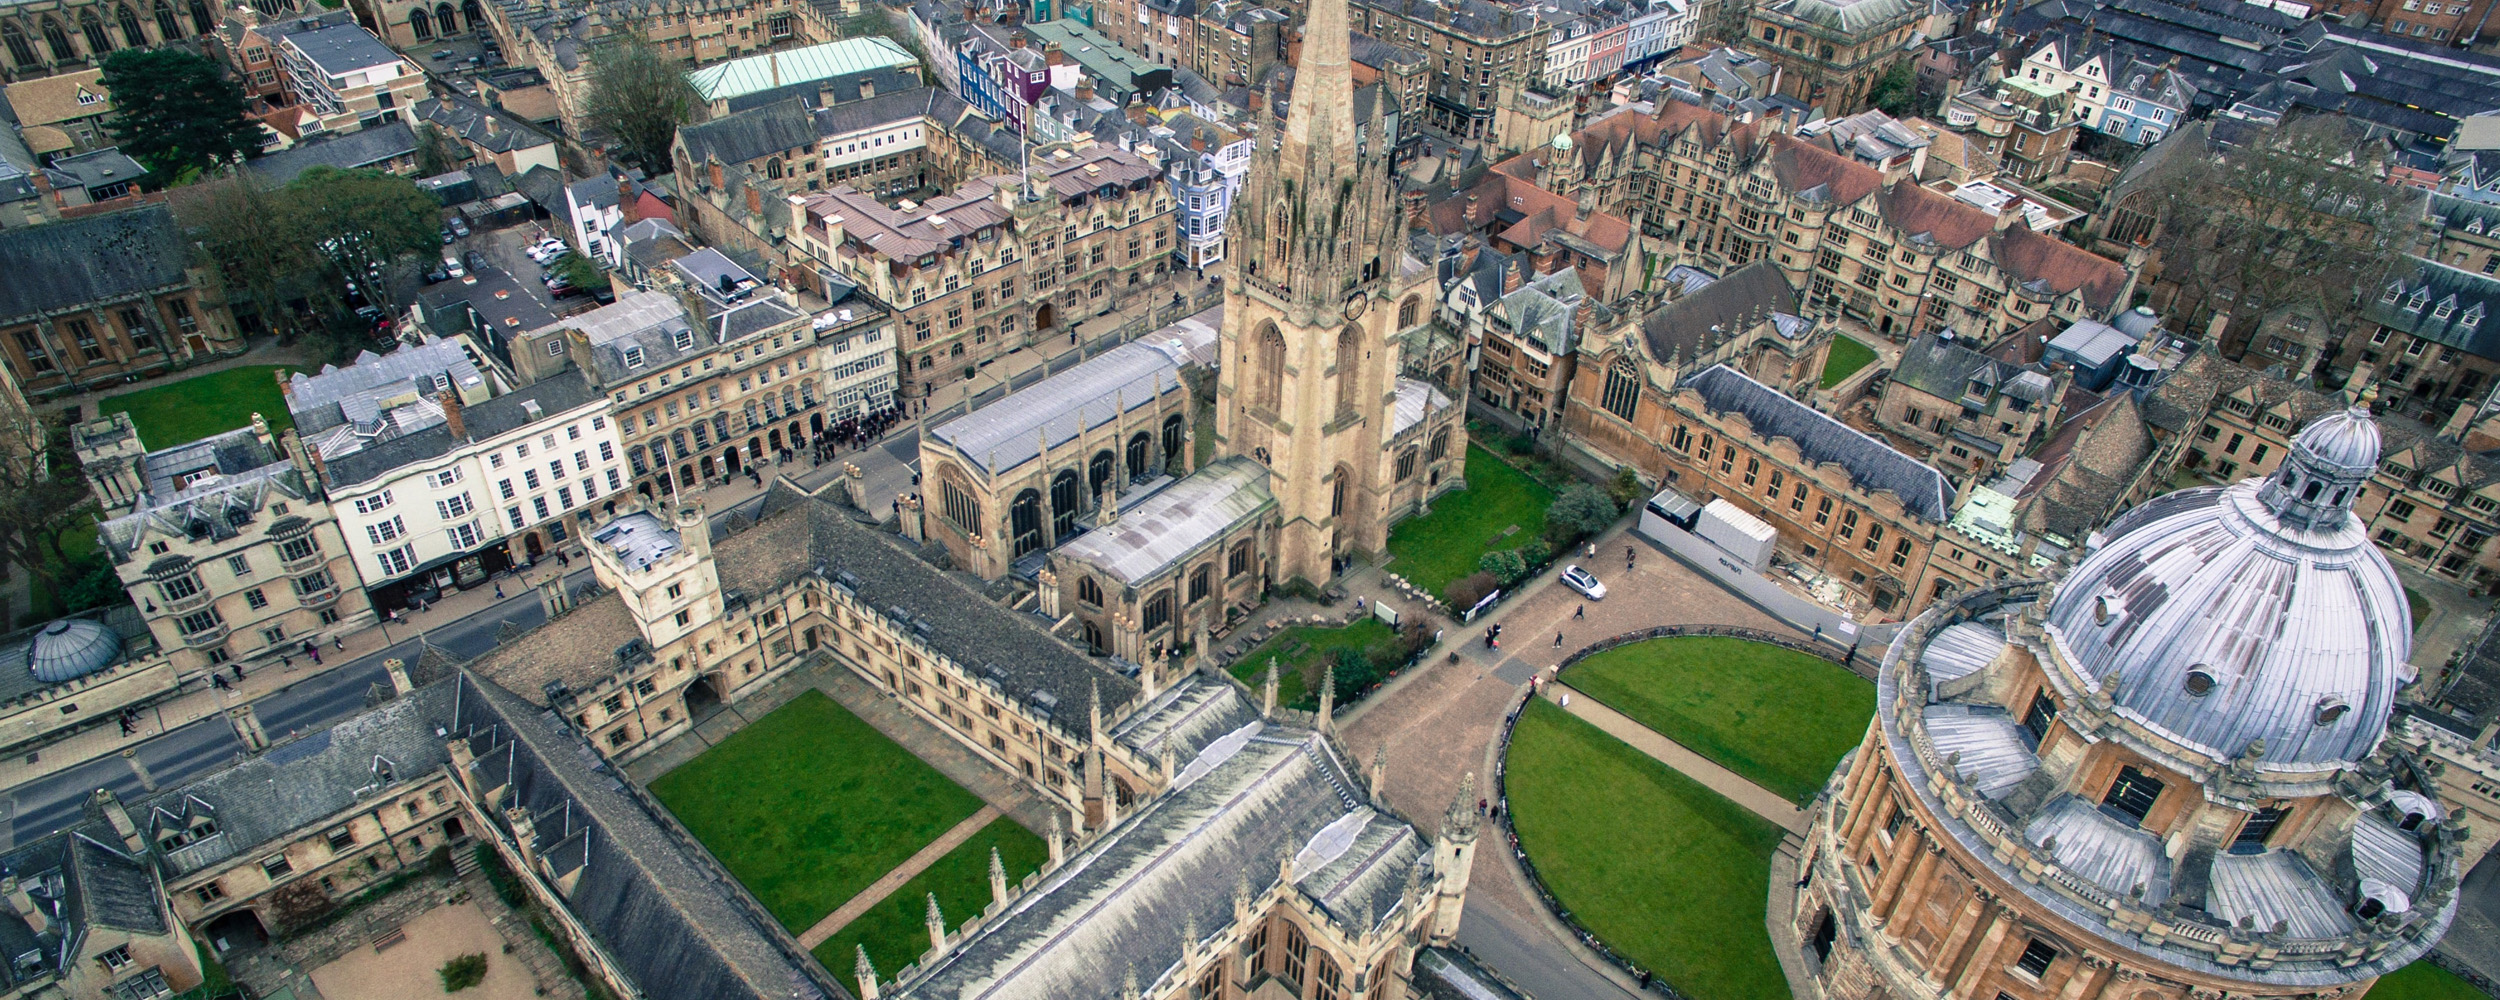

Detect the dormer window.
[
  {"left": 2409, "top": 289, "right": 2431, "bottom": 312},
  {"left": 2466, "top": 304, "right": 2485, "bottom": 329},
  {"left": 622, "top": 346, "right": 645, "bottom": 368},
  {"left": 2384, "top": 283, "right": 2403, "bottom": 303},
  {"left": 2184, "top": 665, "right": 2218, "bottom": 696},
  {"left": 2314, "top": 696, "right": 2350, "bottom": 726},
  {"left": 2434, "top": 299, "right": 2456, "bottom": 321}
]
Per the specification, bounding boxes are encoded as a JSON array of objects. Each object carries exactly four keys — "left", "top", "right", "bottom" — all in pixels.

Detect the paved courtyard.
[{"left": 307, "top": 902, "right": 544, "bottom": 1000}]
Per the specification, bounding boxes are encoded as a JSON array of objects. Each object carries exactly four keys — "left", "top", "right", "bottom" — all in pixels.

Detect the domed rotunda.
[{"left": 1791, "top": 403, "right": 2464, "bottom": 1000}]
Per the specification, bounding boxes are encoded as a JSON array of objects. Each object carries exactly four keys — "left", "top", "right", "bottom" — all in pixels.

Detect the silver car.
[{"left": 1559, "top": 564, "right": 1606, "bottom": 600}]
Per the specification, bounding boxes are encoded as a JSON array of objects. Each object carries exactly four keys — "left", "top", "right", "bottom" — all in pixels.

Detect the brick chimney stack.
[
  {"left": 439, "top": 390, "right": 467, "bottom": 441},
  {"left": 709, "top": 160, "right": 724, "bottom": 191},
  {"left": 747, "top": 184, "right": 764, "bottom": 217}
]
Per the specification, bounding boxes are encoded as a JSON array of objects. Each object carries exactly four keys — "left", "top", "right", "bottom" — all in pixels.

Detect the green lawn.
[
  {"left": 1506, "top": 700, "right": 1791, "bottom": 1000},
  {"left": 812, "top": 814, "right": 1048, "bottom": 975},
  {"left": 1566, "top": 636, "right": 1873, "bottom": 803},
  {"left": 1385, "top": 445, "right": 1557, "bottom": 600},
  {"left": 1821, "top": 336, "right": 1877, "bottom": 389},
  {"left": 1227, "top": 617, "right": 1396, "bottom": 710},
  {"left": 2365, "top": 962, "right": 2486, "bottom": 1000},
  {"left": 97, "top": 365, "right": 297, "bottom": 447},
  {"left": 650, "top": 690, "right": 986, "bottom": 931}
]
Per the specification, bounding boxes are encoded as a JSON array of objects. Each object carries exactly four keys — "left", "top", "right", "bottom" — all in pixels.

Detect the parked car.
[
  {"left": 447, "top": 216, "right": 470, "bottom": 238},
  {"left": 441, "top": 256, "right": 465, "bottom": 279},
  {"left": 464, "top": 249, "right": 490, "bottom": 271},
  {"left": 1558, "top": 564, "right": 1607, "bottom": 601},
  {"left": 422, "top": 266, "right": 451, "bottom": 285},
  {"left": 441, "top": 228, "right": 456, "bottom": 245},
  {"left": 525, "top": 238, "right": 566, "bottom": 261},
  {"left": 551, "top": 282, "right": 589, "bottom": 299}
]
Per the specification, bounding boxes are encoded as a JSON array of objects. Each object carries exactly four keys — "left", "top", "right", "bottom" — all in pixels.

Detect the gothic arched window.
[
  {"left": 153, "top": 0, "right": 180, "bottom": 39},
  {"left": 1335, "top": 325, "right": 1362, "bottom": 419},
  {"left": 1161, "top": 413, "right": 1185, "bottom": 468},
  {"left": 1126, "top": 431, "right": 1152, "bottom": 480},
  {"left": 43, "top": 18, "right": 75, "bottom": 62},
  {"left": 409, "top": 7, "right": 432, "bottom": 38},
  {"left": 1602, "top": 356, "right": 1641, "bottom": 421},
  {"left": 1010, "top": 489, "right": 1042, "bottom": 556},
  {"left": 1251, "top": 322, "right": 1285, "bottom": 413},
  {"left": 1050, "top": 470, "right": 1080, "bottom": 539},
  {"left": 187, "top": 0, "right": 214, "bottom": 35},
  {"left": 116, "top": 6, "right": 144, "bottom": 47},
  {"left": 1398, "top": 295, "right": 1422, "bottom": 329},
  {"left": 3, "top": 24, "right": 36, "bottom": 67},
  {"left": 1269, "top": 202, "right": 1289, "bottom": 268},
  {"left": 79, "top": 10, "right": 111, "bottom": 55},
  {"left": 1089, "top": 450, "right": 1114, "bottom": 499}
]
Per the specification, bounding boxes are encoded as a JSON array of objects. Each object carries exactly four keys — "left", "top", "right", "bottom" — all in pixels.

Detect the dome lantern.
[{"left": 2255, "top": 401, "right": 2380, "bottom": 532}]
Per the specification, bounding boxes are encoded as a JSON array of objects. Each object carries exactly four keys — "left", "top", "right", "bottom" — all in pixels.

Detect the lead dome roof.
[{"left": 2042, "top": 408, "right": 2411, "bottom": 771}]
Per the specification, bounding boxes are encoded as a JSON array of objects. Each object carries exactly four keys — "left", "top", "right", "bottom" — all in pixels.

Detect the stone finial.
[
  {"left": 1160, "top": 739, "right": 1177, "bottom": 781},
  {"left": 1316, "top": 662, "right": 1337, "bottom": 732},
  {"left": 1234, "top": 870, "right": 1255, "bottom": 922},
  {"left": 1369, "top": 743, "right": 1388, "bottom": 803},
  {"left": 1262, "top": 658, "right": 1279, "bottom": 717},
  {"left": 855, "top": 946, "right": 880, "bottom": 1000},
  {"left": 1444, "top": 771, "right": 1479, "bottom": 837},
  {"left": 925, "top": 893, "right": 947, "bottom": 953},
  {"left": 1048, "top": 810, "right": 1066, "bottom": 863},
  {"left": 1181, "top": 912, "right": 1201, "bottom": 957},
  {"left": 1089, "top": 677, "right": 1103, "bottom": 741},
  {"left": 989, "top": 846, "right": 1009, "bottom": 907}
]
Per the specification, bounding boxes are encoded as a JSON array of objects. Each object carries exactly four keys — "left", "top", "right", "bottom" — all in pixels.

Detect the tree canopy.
[
  {"left": 179, "top": 168, "right": 439, "bottom": 359},
  {"left": 288, "top": 166, "right": 445, "bottom": 314},
  {"left": 585, "top": 32, "right": 701, "bottom": 175},
  {"left": 2129, "top": 116, "right": 2416, "bottom": 375},
  {"left": 99, "top": 48, "right": 261, "bottom": 178}
]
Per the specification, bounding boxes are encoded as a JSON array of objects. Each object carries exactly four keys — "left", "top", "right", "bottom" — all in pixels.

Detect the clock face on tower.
[{"left": 1344, "top": 293, "right": 1369, "bottom": 320}]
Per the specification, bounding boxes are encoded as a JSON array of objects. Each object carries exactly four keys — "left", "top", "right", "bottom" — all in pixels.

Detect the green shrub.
[
  {"left": 439, "top": 953, "right": 488, "bottom": 992},
  {"left": 478, "top": 844, "right": 527, "bottom": 908},
  {"left": 1547, "top": 483, "right": 1624, "bottom": 546},
  {"left": 1445, "top": 571, "right": 1498, "bottom": 610},
  {"left": 1606, "top": 466, "right": 1647, "bottom": 508},
  {"left": 1479, "top": 549, "right": 1528, "bottom": 584}
]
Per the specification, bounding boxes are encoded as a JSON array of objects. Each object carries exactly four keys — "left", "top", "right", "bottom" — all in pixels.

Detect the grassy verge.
[
  {"left": 650, "top": 690, "right": 985, "bottom": 931},
  {"left": 1385, "top": 444, "right": 1556, "bottom": 598},
  {"left": 1227, "top": 617, "right": 1396, "bottom": 710},
  {"left": 98, "top": 364, "right": 297, "bottom": 446},
  {"left": 1506, "top": 700, "right": 1790, "bottom": 1000},
  {"left": 810, "top": 814, "right": 1047, "bottom": 975},
  {"left": 1565, "top": 636, "right": 1872, "bottom": 803},
  {"left": 2364, "top": 962, "right": 2488, "bottom": 1000},
  {"left": 1821, "top": 336, "right": 1876, "bottom": 389}
]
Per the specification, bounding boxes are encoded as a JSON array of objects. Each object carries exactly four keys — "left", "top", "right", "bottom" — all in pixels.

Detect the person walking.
[
  {"left": 1554, "top": 631, "right": 1564, "bottom": 647},
  {"left": 1573, "top": 604, "right": 1584, "bottom": 620}
]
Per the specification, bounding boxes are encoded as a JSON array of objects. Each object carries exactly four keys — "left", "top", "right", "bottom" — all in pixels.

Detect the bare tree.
[
  {"left": 584, "top": 30, "right": 701, "bottom": 175},
  {"left": 179, "top": 173, "right": 322, "bottom": 344},
  {"left": 2130, "top": 115, "right": 2418, "bottom": 362},
  {"left": 0, "top": 403, "right": 95, "bottom": 607}
]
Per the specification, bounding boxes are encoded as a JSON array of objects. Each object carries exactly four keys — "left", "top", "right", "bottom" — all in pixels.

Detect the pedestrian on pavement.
[
  {"left": 280, "top": 655, "right": 291, "bottom": 669},
  {"left": 308, "top": 646, "right": 321, "bottom": 665},
  {"left": 1554, "top": 631, "right": 1564, "bottom": 647},
  {"left": 210, "top": 675, "right": 230, "bottom": 691},
  {"left": 1574, "top": 604, "right": 1584, "bottom": 620},
  {"left": 1559, "top": 692, "right": 1570, "bottom": 708},
  {"left": 231, "top": 664, "right": 244, "bottom": 683},
  {"left": 333, "top": 637, "right": 342, "bottom": 651},
  {"left": 494, "top": 582, "right": 505, "bottom": 599},
  {"left": 557, "top": 552, "right": 570, "bottom": 568}
]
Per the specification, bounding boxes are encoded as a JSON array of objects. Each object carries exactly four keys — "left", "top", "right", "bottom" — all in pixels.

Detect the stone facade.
[
  {"left": 1739, "top": 0, "right": 1923, "bottom": 111},
  {"left": 0, "top": 0, "right": 249, "bottom": 84},
  {"left": 0, "top": 205, "right": 243, "bottom": 399}
]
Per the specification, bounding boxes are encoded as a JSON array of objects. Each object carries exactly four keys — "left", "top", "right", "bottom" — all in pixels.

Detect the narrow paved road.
[{"left": 0, "top": 572, "right": 588, "bottom": 849}]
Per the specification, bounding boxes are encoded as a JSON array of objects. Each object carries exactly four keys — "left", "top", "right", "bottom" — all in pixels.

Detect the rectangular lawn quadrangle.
[
  {"left": 1385, "top": 444, "right": 1556, "bottom": 600},
  {"left": 98, "top": 365, "right": 297, "bottom": 446},
  {"left": 649, "top": 689, "right": 986, "bottom": 932},
  {"left": 811, "top": 814, "right": 1047, "bottom": 975},
  {"left": 1566, "top": 635, "right": 1873, "bottom": 803},
  {"left": 1505, "top": 699, "right": 1791, "bottom": 1000}
]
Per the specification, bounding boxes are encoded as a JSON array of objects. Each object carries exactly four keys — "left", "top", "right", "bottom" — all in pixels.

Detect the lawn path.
[
  {"left": 1544, "top": 683, "right": 1808, "bottom": 834},
  {"left": 798, "top": 805, "right": 1003, "bottom": 949}
]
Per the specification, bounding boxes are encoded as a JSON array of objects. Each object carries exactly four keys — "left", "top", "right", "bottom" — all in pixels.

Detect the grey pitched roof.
[
  {"left": 511, "top": 164, "right": 567, "bottom": 210},
  {"left": 0, "top": 204, "right": 192, "bottom": 323},
  {"left": 2368, "top": 256, "right": 2500, "bottom": 362},
  {"left": 414, "top": 96, "right": 555, "bottom": 155},
  {"left": 67, "top": 834, "right": 164, "bottom": 934},
  {"left": 1054, "top": 457, "right": 1275, "bottom": 586},
  {"left": 929, "top": 309, "right": 1220, "bottom": 478},
  {"left": 1891, "top": 331, "right": 2032, "bottom": 401},
  {"left": 143, "top": 681, "right": 462, "bottom": 877},
  {"left": 1640, "top": 259, "right": 1802, "bottom": 363},
  {"left": 898, "top": 701, "right": 1424, "bottom": 999},
  {"left": 454, "top": 675, "right": 837, "bottom": 1000},
  {"left": 319, "top": 368, "right": 604, "bottom": 488},
  {"left": 680, "top": 99, "right": 820, "bottom": 168},
  {"left": 1678, "top": 363, "right": 1953, "bottom": 522},
  {"left": 279, "top": 22, "right": 402, "bottom": 76},
  {"left": 247, "top": 122, "right": 419, "bottom": 186}
]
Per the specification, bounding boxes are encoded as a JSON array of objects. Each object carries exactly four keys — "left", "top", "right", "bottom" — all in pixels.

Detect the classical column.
[
  {"left": 2058, "top": 956, "right": 2111, "bottom": 1000},
  {"left": 1872, "top": 833, "right": 1937, "bottom": 925},
  {"left": 1928, "top": 892, "right": 1990, "bottom": 986},
  {"left": 1885, "top": 842, "right": 1950, "bottom": 931},
  {"left": 1948, "top": 906, "right": 2021, "bottom": 1000}
]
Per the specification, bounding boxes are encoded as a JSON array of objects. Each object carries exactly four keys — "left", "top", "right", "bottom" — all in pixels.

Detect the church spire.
[{"left": 1285, "top": 0, "right": 1356, "bottom": 159}]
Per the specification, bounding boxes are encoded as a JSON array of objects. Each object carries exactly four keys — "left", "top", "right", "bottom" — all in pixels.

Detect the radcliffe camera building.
[{"left": 1797, "top": 406, "right": 2466, "bottom": 1000}]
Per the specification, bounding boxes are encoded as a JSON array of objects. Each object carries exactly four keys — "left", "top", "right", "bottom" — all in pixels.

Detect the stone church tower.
[{"left": 1216, "top": 0, "right": 1448, "bottom": 586}]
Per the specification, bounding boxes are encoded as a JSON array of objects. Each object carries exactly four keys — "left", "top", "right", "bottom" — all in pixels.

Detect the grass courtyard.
[
  {"left": 1227, "top": 617, "right": 1397, "bottom": 710},
  {"left": 1505, "top": 699, "right": 1791, "bottom": 1000},
  {"left": 2365, "top": 962, "right": 2488, "bottom": 1000},
  {"left": 649, "top": 690, "right": 987, "bottom": 932},
  {"left": 98, "top": 364, "right": 297, "bottom": 446},
  {"left": 1821, "top": 336, "right": 1877, "bottom": 389},
  {"left": 1385, "top": 444, "right": 1556, "bottom": 600},
  {"left": 811, "top": 814, "right": 1048, "bottom": 974},
  {"left": 1565, "top": 636, "right": 1873, "bottom": 804}
]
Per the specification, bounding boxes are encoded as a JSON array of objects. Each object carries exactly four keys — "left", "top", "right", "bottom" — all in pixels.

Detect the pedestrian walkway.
[
  {"left": 1541, "top": 682, "right": 1809, "bottom": 834},
  {"left": 797, "top": 804, "right": 1002, "bottom": 949}
]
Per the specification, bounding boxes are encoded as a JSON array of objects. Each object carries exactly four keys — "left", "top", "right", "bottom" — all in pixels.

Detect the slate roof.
[
  {"left": 280, "top": 22, "right": 403, "bottom": 75},
  {"left": 1678, "top": 363, "right": 1954, "bottom": 521},
  {"left": 898, "top": 700, "right": 1425, "bottom": 999},
  {"left": 677, "top": 98, "right": 820, "bottom": 168},
  {"left": 97, "top": 425, "right": 315, "bottom": 564},
  {"left": 0, "top": 204, "right": 192, "bottom": 323},
  {"left": 1891, "top": 331, "right": 2038, "bottom": 401},
  {"left": 246, "top": 121, "right": 418, "bottom": 186},
  {"left": 2369, "top": 256, "right": 2500, "bottom": 362},
  {"left": 413, "top": 96, "right": 555, "bottom": 155},
  {"left": 68, "top": 833, "right": 165, "bottom": 933},
  {"left": 1639, "top": 259, "right": 1800, "bottom": 363},
  {"left": 319, "top": 369, "right": 603, "bottom": 488},
  {"left": 455, "top": 676, "right": 837, "bottom": 1000},
  {"left": 143, "top": 681, "right": 462, "bottom": 877}
]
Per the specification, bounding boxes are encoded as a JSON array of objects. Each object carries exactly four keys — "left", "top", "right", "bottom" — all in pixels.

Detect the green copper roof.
[{"left": 685, "top": 37, "right": 919, "bottom": 101}]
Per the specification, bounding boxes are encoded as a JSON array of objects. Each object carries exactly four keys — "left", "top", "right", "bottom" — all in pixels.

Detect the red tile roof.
[{"left": 1989, "top": 224, "right": 2129, "bottom": 311}]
